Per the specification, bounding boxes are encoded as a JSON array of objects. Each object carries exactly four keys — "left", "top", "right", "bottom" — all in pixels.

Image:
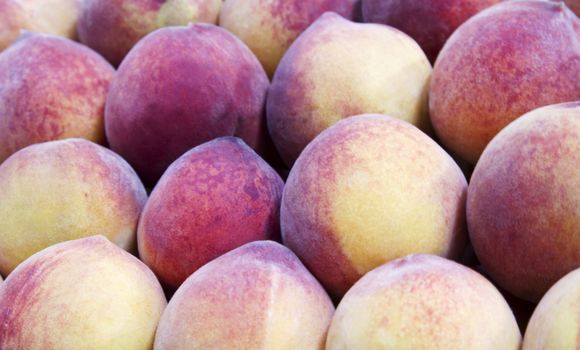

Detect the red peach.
[
  {"left": 467, "top": 101, "right": 580, "bottom": 302},
  {"left": 430, "top": 0, "right": 580, "bottom": 164},
  {"left": 137, "top": 137, "right": 284, "bottom": 290},
  {"left": 0, "top": 33, "right": 113, "bottom": 163},
  {"left": 105, "top": 24, "right": 271, "bottom": 186},
  {"left": 78, "top": 0, "right": 222, "bottom": 66},
  {"left": 362, "top": 0, "right": 499, "bottom": 63}
]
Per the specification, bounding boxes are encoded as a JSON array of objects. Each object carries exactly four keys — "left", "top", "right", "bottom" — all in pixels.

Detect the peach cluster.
[{"left": 0, "top": 0, "right": 577, "bottom": 349}]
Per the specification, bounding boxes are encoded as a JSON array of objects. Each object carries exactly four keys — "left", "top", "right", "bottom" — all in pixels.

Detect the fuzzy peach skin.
[
  {"left": 0, "top": 138, "right": 147, "bottom": 276},
  {"left": 0, "top": 33, "right": 114, "bottom": 164},
  {"left": 326, "top": 254, "right": 522, "bottom": 349},
  {"left": 219, "top": 0, "right": 359, "bottom": 77},
  {"left": 138, "top": 137, "right": 284, "bottom": 290},
  {"left": 467, "top": 101, "right": 580, "bottom": 303},
  {"left": 105, "top": 24, "right": 270, "bottom": 186},
  {"left": 430, "top": 0, "right": 580, "bottom": 164},
  {"left": 0, "top": 0, "right": 80, "bottom": 51},
  {"left": 281, "top": 114, "right": 467, "bottom": 299},
  {"left": 362, "top": 0, "right": 499, "bottom": 64},
  {"left": 267, "top": 12, "right": 432, "bottom": 166},
  {"left": 154, "top": 241, "right": 334, "bottom": 350},
  {"left": 0, "top": 236, "right": 167, "bottom": 350},
  {"left": 78, "top": 0, "right": 222, "bottom": 66},
  {"left": 523, "top": 268, "right": 580, "bottom": 350}
]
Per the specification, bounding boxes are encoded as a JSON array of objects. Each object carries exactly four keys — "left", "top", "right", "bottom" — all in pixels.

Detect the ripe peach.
[
  {"left": 0, "top": 33, "right": 113, "bottom": 164},
  {"left": 430, "top": 0, "right": 580, "bottom": 164},
  {"left": 154, "top": 241, "right": 334, "bottom": 350},
  {"left": 326, "top": 254, "right": 521, "bottom": 349},
  {"left": 0, "top": 138, "right": 147, "bottom": 275},
  {"left": 467, "top": 102, "right": 580, "bottom": 302},
  {"left": 267, "top": 12, "right": 432, "bottom": 166},
  {"left": 219, "top": 0, "right": 359, "bottom": 77},
  {"left": 523, "top": 268, "right": 580, "bottom": 350},
  {"left": 0, "top": 236, "right": 167, "bottom": 349},
  {"left": 138, "top": 137, "right": 284, "bottom": 289},
  {"left": 282, "top": 114, "right": 467, "bottom": 299},
  {"left": 105, "top": 24, "right": 270, "bottom": 186},
  {"left": 362, "top": 0, "right": 499, "bottom": 63},
  {"left": 78, "top": 0, "right": 222, "bottom": 66},
  {"left": 0, "top": 0, "right": 80, "bottom": 51}
]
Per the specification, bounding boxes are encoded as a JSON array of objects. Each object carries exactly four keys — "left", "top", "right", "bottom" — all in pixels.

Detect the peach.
[
  {"left": 267, "top": 12, "right": 431, "bottom": 166},
  {"left": 281, "top": 114, "right": 467, "bottom": 299},
  {"left": 362, "top": 0, "right": 499, "bottom": 64},
  {"left": 0, "top": 0, "right": 80, "bottom": 51},
  {"left": 0, "top": 138, "right": 147, "bottom": 275},
  {"left": 105, "top": 24, "right": 270, "bottom": 186},
  {"left": 78, "top": 0, "right": 222, "bottom": 66},
  {"left": 523, "top": 268, "right": 580, "bottom": 350},
  {"left": 0, "top": 33, "right": 114, "bottom": 164},
  {"left": 327, "top": 254, "right": 522, "bottom": 349},
  {"left": 138, "top": 137, "right": 284, "bottom": 290},
  {"left": 430, "top": 0, "right": 580, "bottom": 164},
  {"left": 154, "top": 241, "right": 334, "bottom": 349},
  {"left": 219, "top": 0, "right": 359, "bottom": 77},
  {"left": 467, "top": 101, "right": 580, "bottom": 302},
  {"left": 0, "top": 236, "right": 167, "bottom": 349}
]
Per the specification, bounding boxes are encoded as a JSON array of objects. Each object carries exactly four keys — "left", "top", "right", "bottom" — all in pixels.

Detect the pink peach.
[
  {"left": 327, "top": 254, "right": 521, "bottom": 349},
  {"left": 523, "top": 268, "right": 580, "bottom": 350},
  {"left": 0, "top": 0, "right": 80, "bottom": 51},
  {"left": 78, "top": 0, "right": 222, "bottom": 66},
  {"left": 430, "top": 0, "right": 580, "bottom": 164},
  {"left": 137, "top": 137, "right": 284, "bottom": 289},
  {"left": 154, "top": 241, "right": 334, "bottom": 349},
  {"left": 0, "top": 33, "right": 114, "bottom": 163},
  {"left": 0, "top": 138, "right": 147, "bottom": 275},
  {"left": 467, "top": 101, "right": 580, "bottom": 302},
  {"left": 105, "top": 24, "right": 271, "bottom": 186},
  {"left": 219, "top": 0, "right": 359, "bottom": 77},
  {"left": 362, "top": 0, "right": 499, "bottom": 63},
  {"left": 0, "top": 236, "right": 167, "bottom": 349},
  {"left": 282, "top": 114, "right": 467, "bottom": 299},
  {"left": 267, "top": 12, "right": 432, "bottom": 166}
]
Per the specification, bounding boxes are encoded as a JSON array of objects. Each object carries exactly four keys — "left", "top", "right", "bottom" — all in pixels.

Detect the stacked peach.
[
  {"left": 78, "top": 0, "right": 223, "bottom": 65},
  {"left": 0, "top": 32, "right": 113, "bottom": 163},
  {"left": 104, "top": 24, "right": 272, "bottom": 186},
  {"left": 220, "top": 0, "right": 359, "bottom": 77},
  {"left": 0, "top": 0, "right": 80, "bottom": 51},
  {"left": 0, "top": 138, "right": 147, "bottom": 276},
  {"left": 0, "top": 236, "right": 167, "bottom": 349},
  {"left": 0, "top": 0, "right": 577, "bottom": 349},
  {"left": 267, "top": 12, "right": 432, "bottom": 166}
]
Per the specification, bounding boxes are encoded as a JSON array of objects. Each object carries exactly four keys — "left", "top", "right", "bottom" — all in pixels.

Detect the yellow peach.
[
  {"left": 0, "top": 236, "right": 167, "bottom": 349},
  {"left": 0, "top": 139, "right": 147, "bottom": 275}
]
